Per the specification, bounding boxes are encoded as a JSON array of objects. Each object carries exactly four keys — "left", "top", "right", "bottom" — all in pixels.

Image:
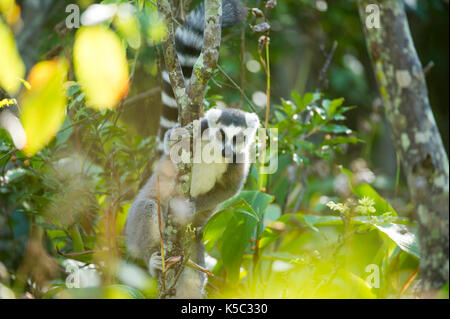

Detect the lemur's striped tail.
[{"left": 157, "top": 0, "right": 247, "bottom": 150}]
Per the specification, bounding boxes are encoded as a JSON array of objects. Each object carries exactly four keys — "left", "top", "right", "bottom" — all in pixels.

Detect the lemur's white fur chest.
[{"left": 190, "top": 161, "right": 228, "bottom": 197}]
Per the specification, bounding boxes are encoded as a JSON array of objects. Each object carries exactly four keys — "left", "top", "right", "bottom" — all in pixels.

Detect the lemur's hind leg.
[
  {"left": 170, "top": 241, "right": 207, "bottom": 299},
  {"left": 125, "top": 199, "right": 162, "bottom": 270}
]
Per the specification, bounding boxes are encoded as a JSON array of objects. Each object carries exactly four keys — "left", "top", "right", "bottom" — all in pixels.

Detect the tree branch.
[
  {"left": 156, "top": 0, "right": 223, "bottom": 125},
  {"left": 156, "top": 0, "right": 188, "bottom": 120},
  {"left": 183, "top": 0, "right": 222, "bottom": 125}
]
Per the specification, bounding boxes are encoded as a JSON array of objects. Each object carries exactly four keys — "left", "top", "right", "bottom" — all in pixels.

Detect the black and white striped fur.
[
  {"left": 126, "top": 108, "right": 260, "bottom": 298},
  {"left": 157, "top": 0, "right": 247, "bottom": 151}
]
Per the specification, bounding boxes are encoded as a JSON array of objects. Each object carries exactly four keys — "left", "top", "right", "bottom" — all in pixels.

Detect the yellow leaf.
[
  {"left": 20, "top": 59, "right": 68, "bottom": 157},
  {"left": 114, "top": 15, "right": 141, "bottom": 49},
  {"left": 147, "top": 16, "right": 167, "bottom": 44},
  {"left": 0, "top": 18, "right": 25, "bottom": 94},
  {"left": 73, "top": 26, "right": 129, "bottom": 110},
  {"left": 0, "top": 0, "right": 14, "bottom": 15}
]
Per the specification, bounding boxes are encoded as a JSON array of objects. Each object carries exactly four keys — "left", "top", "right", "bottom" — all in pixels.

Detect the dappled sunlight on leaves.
[
  {"left": 74, "top": 26, "right": 129, "bottom": 110},
  {"left": 0, "top": 18, "right": 25, "bottom": 94},
  {"left": 20, "top": 59, "right": 68, "bottom": 157}
]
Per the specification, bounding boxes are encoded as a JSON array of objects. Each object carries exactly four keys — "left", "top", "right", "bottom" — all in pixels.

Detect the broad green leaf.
[
  {"left": 74, "top": 26, "right": 129, "bottom": 110},
  {"left": 0, "top": 18, "right": 25, "bottom": 94},
  {"left": 354, "top": 183, "right": 397, "bottom": 216},
  {"left": 203, "top": 209, "right": 234, "bottom": 251},
  {"left": 340, "top": 167, "right": 397, "bottom": 216},
  {"left": 436, "top": 282, "right": 449, "bottom": 299},
  {"left": 219, "top": 210, "right": 258, "bottom": 283},
  {"left": 20, "top": 59, "right": 68, "bottom": 157},
  {"left": 213, "top": 200, "right": 258, "bottom": 283},
  {"left": 263, "top": 204, "right": 281, "bottom": 228},
  {"left": 302, "top": 214, "right": 342, "bottom": 231},
  {"left": 237, "top": 190, "right": 274, "bottom": 218},
  {"left": 104, "top": 285, "right": 145, "bottom": 299},
  {"left": 70, "top": 225, "right": 84, "bottom": 253},
  {"left": 369, "top": 222, "right": 420, "bottom": 258}
]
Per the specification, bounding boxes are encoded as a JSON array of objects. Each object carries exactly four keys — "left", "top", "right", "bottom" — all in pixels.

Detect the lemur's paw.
[
  {"left": 163, "top": 124, "right": 191, "bottom": 156},
  {"left": 149, "top": 252, "right": 163, "bottom": 278}
]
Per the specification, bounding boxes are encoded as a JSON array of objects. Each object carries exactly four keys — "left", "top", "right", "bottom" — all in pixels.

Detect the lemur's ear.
[
  {"left": 205, "top": 108, "right": 221, "bottom": 125},
  {"left": 245, "top": 112, "right": 260, "bottom": 129}
]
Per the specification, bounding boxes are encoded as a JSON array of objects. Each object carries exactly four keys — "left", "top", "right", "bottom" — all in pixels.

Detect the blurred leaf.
[
  {"left": 0, "top": 18, "right": 25, "bottom": 94},
  {"left": 74, "top": 26, "right": 129, "bottom": 110},
  {"left": 322, "top": 136, "right": 360, "bottom": 146},
  {"left": 114, "top": 14, "right": 141, "bottom": 49},
  {"left": 104, "top": 285, "right": 145, "bottom": 299},
  {"left": 325, "top": 97, "right": 344, "bottom": 117},
  {"left": 436, "top": 282, "right": 449, "bottom": 299},
  {"left": 70, "top": 225, "right": 84, "bottom": 252},
  {"left": 263, "top": 204, "right": 281, "bottom": 228},
  {"left": 302, "top": 214, "right": 342, "bottom": 232},
  {"left": 20, "top": 59, "right": 68, "bottom": 157},
  {"left": 210, "top": 200, "right": 258, "bottom": 283},
  {"left": 320, "top": 124, "right": 351, "bottom": 134}
]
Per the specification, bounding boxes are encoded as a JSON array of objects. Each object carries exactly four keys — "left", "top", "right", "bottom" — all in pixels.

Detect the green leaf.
[
  {"left": 55, "top": 117, "right": 73, "bottom": 146},
  {"left": 214, "top": 200, "right": 259, "bottom": 283},
  {"left": 321, "top": 136, "right": 361, "bottom": 146},
  {"left": 202, "top": 213, "right": 233, "bottom": 243},
  {"left": 371, "top": 222, "right": 420, "bottom": 258},
  {"left": 436, "top": 282, "right": 449, "bottom": 299},
  {"left": 237, "top": 190, "right": 274, "bottom": 218},
  {"left": 301, "top": 215, "right": 343, "bottom": 231},
  {"left": 70, "top": 225, "right": 84, "bottom": 253},
  {"left": 354, "top": 183, "right": 397, "bottom": 216},
  {"left": 326, "top": 97, "right": 345, "bottom": 117},
  {"left": 320, "top": 124, "right": 351, "bottom": 134}
]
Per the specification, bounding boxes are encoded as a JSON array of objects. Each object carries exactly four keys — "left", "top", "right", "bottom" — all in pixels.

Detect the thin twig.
[
  {"left": 423, "top": 61, "right": 434, "bottom": 76},
  {"left": 217, "top": 65, "right": 258, "bottom": 113},
  {"left": 239, "top": 0, "right": 248, "bottom": 109},
  {"left": 156, "top": 176, "right": 166, "bottom": 292},
  {"left": 317, "top": 41, "right": 338, "bottom": 91},
  {"left": 122, "top": 87, "right": 161, "bottom": 107},
  {"left": 398, "top": 267, "right": 420, "bottom": 297}
]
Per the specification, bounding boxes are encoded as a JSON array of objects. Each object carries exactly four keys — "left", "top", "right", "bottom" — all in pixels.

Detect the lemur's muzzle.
[{"left": 222, "top": 145, "right": 234, "bottom": 158}]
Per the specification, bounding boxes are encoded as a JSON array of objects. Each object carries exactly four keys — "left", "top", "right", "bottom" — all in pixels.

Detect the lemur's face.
[{"left": 205, "top": 109, "right": 260, "bottom": 159}]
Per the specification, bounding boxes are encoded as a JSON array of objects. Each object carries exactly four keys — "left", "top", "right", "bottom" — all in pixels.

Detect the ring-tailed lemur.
[
  {"left": 126, "top": 108, "right": 260, "bottom": 298},
  {"left": 156, "top": 0, "right": 247, "bottom": 152},
  {"left": 125, "top": 1, "right": 260, "bottom": 298}
]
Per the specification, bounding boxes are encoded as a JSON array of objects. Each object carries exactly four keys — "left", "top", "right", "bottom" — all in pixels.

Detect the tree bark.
[
  {"left": 156, "top": 0, "right": 222, "bottom": 125},
  {"left": 357, "top": 0, "right": 449, "bottom": 297}
]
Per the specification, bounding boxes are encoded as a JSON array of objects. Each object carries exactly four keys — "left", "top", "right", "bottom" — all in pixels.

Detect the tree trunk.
[{"left": 357, "top": 0, "right": 449, "bottom": 297}]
